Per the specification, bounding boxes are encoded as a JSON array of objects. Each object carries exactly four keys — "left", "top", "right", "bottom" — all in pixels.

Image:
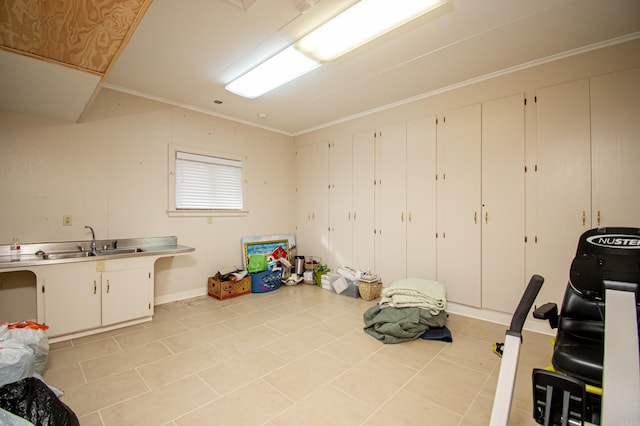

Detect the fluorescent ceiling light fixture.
[
  {"left": 225, "top": 45, "right": 320, "bottom": 98},
  {"left": 296, "top": 0, "right": 449, "bottom": 62}
]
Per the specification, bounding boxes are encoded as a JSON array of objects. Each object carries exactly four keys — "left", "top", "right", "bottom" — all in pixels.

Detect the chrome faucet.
[{"left": 85, "top": 225, "right": 96, "bottom": 253}]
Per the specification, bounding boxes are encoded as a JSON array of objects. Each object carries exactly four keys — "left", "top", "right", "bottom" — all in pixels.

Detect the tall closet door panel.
[
  {"left": 406, "top": 115, "right": 437, "bottom": 279},
  {"left": 481, "top": 94, "right": 526, "bottom": 312},
  {"left": 591, "top": 67, "right": 640, "bottom": 228},
  {"left": 329, "top": 135, "right": 353, "bottom": 269},
  {"left": 536, "top": 80, "right": 591, "bottom": 305},
  {"left": 436, "top": 104, "right": 482, "bottom": 307},
  {"left": 296, "top": 144, "right": 314, "bottom": 255},
  {"left": 375, "top": 123, "right": 407, "bottom": 285},
  {"left": 312, "top": 142, "right": 330, "bottom": 263},
  {"left": 352, "top": 130, "right": 375, "bottom": 272}
]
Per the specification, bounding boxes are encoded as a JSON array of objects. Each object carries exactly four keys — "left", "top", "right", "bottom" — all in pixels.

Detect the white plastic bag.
[
  {"left": 0, "top": 323, "right": 49, "bottom": 374},
  {"left": 0, "top": 340, "right": 35, "bottom": 387}
]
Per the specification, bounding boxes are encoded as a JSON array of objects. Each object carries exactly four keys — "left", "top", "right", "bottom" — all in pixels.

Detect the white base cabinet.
[{"left": 42, "top": 258, "right": 153, "bottom": 337}]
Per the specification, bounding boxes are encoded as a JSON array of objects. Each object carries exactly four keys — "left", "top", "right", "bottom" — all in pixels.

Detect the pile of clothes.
[{"left": 363, "top": 278, "right": 451, "bottom": 344}]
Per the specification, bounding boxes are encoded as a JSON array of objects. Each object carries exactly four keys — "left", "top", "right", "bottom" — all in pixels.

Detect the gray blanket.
[{"left": 363, "top": 304, "right": 447, "bottom": 344}]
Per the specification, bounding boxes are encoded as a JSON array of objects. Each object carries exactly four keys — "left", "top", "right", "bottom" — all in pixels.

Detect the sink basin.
[
  {"left": 43, "top": 251, "right": 96, "bottom": 260},
  {"left": 97, "top": 248, "right": 144, "bottom": 255}
]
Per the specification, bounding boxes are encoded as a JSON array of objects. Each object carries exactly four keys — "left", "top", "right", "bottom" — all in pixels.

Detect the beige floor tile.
[
  {"left": 268, "top": 384, "right": 371, "bottom": 426},
  {"left": 265, "top": 310, "right": 322, "bottom": 334},
  {"left": 152, "top": 298, "right": 204, "bottom": 323},
  {"left": 404, "top": 358, "right": 488, "bottom": 415},
  {"left": 376, "top": 337, "right": 447, "bottom": 370},
  {"left": 47, "top": 338, "right": 121, "bottom": 371},
  {"left": 77, "top": 412, "right": 104, "bottom": 426},
  {"left": 175, "top": 379, "right": 292, "bottom": 426},
  {"left": 445, "top": 313, "right": 474, "bottom": 336},
  {"left": 320, "top": 329, "right": 383, "bottom": 365},
  {"left": 332, "top": 353, "right": 417, "bottom": 409},
  {"left": 101, "top": 375, "right": 217, "bottom": 426},
  {"left": 198, "top": 347, "right": 287, "bottom": 395},
  {"left": 70, "top": 323, "right": 147, "bottom": 345},
  {"left": 437, "top": 335, "right": 500, "bottom": 374},
  {"left": 223, "top": 308, "right": 282, "bottom": 331},
  {"left": 176, "top": 306, "right": 240, "bottom": 330},
  {"left": 114, "top": 321, "right": 190, "bottom": 350},
  {"left": 364, "top": 389, "right": 461, "bottom": 426},
  {"left": 265, "top": 327, "right": 335, "bottom": 361},
  {"left": 42, "top": 361, "right": 86, "bottom": 390},
  {"left": 264, "top": 350, "right": 351, "bottom": 401},
  {"left": 459, "top": 394, "right": 538, "bottom": 426},
  {"left": 213, "top": 325, "right": 285, "bottom": 357},
  {"left": 265, "top": 299, "right": 308, "bottom": 316},
  {"left": 315, "top": 313, "right": 364, "bottom": 337},
  {"left": 81, "top": 341, "right": 172, "bottom": 382},
  {"left": 137, "top": 343, "right": 228, "bottom": 389},
  {"left": 161, "top": 322, "right": 236, "bottom": 353},
  {"left": 459, "top": 318, "right": 506, "bottom": 343},
  {"left": 60, "top": 369, "right": 149, "bottom": 417},
  {"left": 309, "top": 298, "right": 360, "bottom": 319}
]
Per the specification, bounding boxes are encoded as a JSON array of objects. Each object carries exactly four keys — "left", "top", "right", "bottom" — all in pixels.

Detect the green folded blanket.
[{"left": 363, "top": 304, "right": 447, "bottom": 344}]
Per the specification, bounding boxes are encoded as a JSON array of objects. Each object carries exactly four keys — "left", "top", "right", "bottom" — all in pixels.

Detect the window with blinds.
[{"left": 175, "top": 151, "right": 243, "bottom": 210}]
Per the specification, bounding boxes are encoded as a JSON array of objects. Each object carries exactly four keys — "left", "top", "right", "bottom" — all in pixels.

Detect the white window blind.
[{"left": 175, "top": 151, "right": 243, "bottom": 210}]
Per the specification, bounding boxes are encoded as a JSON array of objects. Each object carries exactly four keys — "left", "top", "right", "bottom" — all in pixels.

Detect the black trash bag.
[{"left": 0, "top": 377, "right": 79, "bottom": 426}]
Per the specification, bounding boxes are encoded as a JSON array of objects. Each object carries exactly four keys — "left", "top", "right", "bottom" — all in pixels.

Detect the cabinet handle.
[
  {"left": 485, "top": 212, "right": 488, "bottom": 224},
  {"left": 408, "top": 212, "right": 412, "bottom": 223},
  {"left": 597, "top": 210, "right": 601, "bottom": 227},
  {"left": 348, "top": 212, "right": 351, "bottom": 221},
  {"left": 474, "top": 212, "right": 477, "bottom": 224},
  {"left": 401, "top": 212, "right": 404, "bottom": 223},
  {"left": 312, "top": 212, "right": 315, "bottom": 220},
  {"left": 582, "top": 211, "right": 586, "bottom": 226},
  {"left": 354, "top": 212, "right": 357, "bottom": 221},
  {"left": 106, "top": 280, "right": 110, "bottom": 293},
  {"left": 93, "top": 280, "right": 97, "bottom": 294}
]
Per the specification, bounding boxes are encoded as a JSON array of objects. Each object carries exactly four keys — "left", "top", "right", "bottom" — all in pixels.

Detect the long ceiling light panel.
[{"left": 225, "top": 0, "right": 450, "bottom": 98}]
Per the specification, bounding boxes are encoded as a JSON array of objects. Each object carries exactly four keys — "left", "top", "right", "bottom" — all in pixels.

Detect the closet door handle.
[
  {"left": 93, "top": 280, "right": 97, "bottom": 294},
  {"left": 474, "top": 212, "right": 477, "bottom": 224},
  {"left": 354, "top": 212, "right": 357, "bottom": 221},
  {"left": 348, "top": 212, "right": 351, "bottom": 221},
  {"left": 485, "top": 212, "right": 488, "bottom": 224},
  {"left": 106, "top": 280, "right": 110, "bottom": 293},
  {"left": 597, "top": 211, "right": 601, "bottom": 227},
  {"left": 401, "top": 212, "right": 404, "bottom": 223},
  {"left": 408, "top": 212, "right": 412, "bottom": 223},
  {"left": 582, "top": 211, "right": 586, "bottom": 226}
]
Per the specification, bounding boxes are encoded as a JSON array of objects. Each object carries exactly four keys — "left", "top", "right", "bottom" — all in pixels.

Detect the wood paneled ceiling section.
[{"left": 0, "top": 0, "right": 152, "bottom": 77}]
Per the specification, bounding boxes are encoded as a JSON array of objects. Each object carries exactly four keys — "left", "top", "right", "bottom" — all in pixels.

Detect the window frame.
[{"left": 167, "top": 144, "right": 248, "bottom": 217}]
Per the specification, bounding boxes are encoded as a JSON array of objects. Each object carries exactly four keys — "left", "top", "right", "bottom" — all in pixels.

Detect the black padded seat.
[{"left": 552, "top": 284, "right": 604, "bottom": 387}]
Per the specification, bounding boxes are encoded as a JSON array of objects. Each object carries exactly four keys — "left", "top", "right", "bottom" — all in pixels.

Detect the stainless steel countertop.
[{"left": 0, "top": 236, "right": 194, "bottom": 269}]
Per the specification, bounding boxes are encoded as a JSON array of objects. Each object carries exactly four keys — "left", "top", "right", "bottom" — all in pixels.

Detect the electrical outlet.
[{"left": 63, "top": 215, "right": 72, "bottom": 226}]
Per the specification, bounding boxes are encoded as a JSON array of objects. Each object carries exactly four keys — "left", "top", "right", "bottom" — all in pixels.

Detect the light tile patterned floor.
[{"left": 44, "top": 284, "right": 552, "bottom": 425}]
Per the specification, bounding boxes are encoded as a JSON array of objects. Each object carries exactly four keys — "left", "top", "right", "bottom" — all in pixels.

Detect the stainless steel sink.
[
  {"left": 97, "top": 248, "right": 144, "bottom": 255},
  {"left": 43, "top": 251, "right": 96, "bottom": 260}
]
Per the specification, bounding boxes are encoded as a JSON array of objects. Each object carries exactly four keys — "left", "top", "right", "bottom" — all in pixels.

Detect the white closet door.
[
  {"left": 481, "top": 94, "right": 526, "bottom": 313},
  {"left": 311, "top": 142, "right": 330, "bottom": 263},
  {"left": 436, "top": 104, "right": 482, "bottom": 307},
  {"left": 591, "top": 67, "right": 640, "bottom": 228},
  {"left": 406, "top": 115, "right": 437, "bottom": 279},
  {"left": 352, "top": 130, "right": 375, "bottom": 273},
  {"left": 535, "top": 80, "right": 591, "bottom": 305},
  {"left": 329, "top": 135, "right": 354, "bottom": 269},
  {"left": 296, "top": 144, "right": 314, "bottom": 255},
  {"left": 374, "top": 123, "right": 407, "bottom": 285}
]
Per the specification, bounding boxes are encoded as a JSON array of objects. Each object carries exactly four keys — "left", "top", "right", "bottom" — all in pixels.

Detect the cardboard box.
[{"left": 208, "top": 274, "right": 251, "bottom": 300}]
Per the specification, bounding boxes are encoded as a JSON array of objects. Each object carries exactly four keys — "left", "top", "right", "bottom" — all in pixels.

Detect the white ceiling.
[{"left": 2, "top": 0, "right": 640, "bottom": 135}]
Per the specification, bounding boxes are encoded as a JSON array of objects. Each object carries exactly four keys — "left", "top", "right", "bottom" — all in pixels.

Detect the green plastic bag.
[{"left": 248, "top": 254, "right": 268, "bottom": 273}]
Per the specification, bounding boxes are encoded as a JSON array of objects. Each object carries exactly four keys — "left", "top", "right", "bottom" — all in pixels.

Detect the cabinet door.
[
  {"left": 374, "top": 123, "right": 407, "bottom": 285},
  {"left": 436, "top": 104, "right": 482, "bottom": 307},
  {"left": 591, "top": 67, "right": 640, "bottom": 228},
  {"left": 352, "top": 130, "right": 375, "bottom": 273},
  {"left": 43, "top": 265, "right": 101, "bottom": 337},
  {"left": 481, "top": 94, "right": 526, "bottom": 312},
  {"left": 329, "top": 135, "right": 354, "bottom": 269},
  {"left": 296, "top": 142, "right": 329, "bottom": 261},
  {"left": 102, "top": 268, "right": 152, "bottom": 325},
  {"left": 535, "top": 80, "right": 591, "bottom": 305},
  {"left": 406, "top": 115, "right": 437, "bottom": 279}
]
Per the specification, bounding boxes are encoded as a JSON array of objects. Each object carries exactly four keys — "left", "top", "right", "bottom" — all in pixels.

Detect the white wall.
[{"left": 0, "top": 89, "right": 297, "bottom": 301}]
